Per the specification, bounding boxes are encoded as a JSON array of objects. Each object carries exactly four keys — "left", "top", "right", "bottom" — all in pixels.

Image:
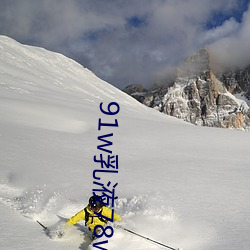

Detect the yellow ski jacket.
[{"left": 67, "top": 206, "right": 121, "bottom": 233}]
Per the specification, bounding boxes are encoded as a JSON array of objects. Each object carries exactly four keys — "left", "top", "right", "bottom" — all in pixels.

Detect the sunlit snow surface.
[{"left": 0, "top": 36, "right": 250, "bottom": 250}]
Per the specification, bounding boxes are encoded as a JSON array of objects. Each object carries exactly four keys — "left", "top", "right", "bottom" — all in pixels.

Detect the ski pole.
[
  {"left": 37, "top": 220, "right": 48, "bottom": 231},
  {"left": 123, "top": 227, "right": 180, "bottom": 250}
]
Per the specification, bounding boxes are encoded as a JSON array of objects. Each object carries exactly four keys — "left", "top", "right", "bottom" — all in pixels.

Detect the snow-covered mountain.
[
  {"left": 0, "top": 36, "right": 250, "bottom": 250},
  {"left": 124, "top": 49, "right": 250, "bottom": 130}
]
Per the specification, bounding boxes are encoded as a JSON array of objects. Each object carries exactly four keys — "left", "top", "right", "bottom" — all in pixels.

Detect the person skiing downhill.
[{"left": 66, "top": 195, "right": 122, "bottom": 237}]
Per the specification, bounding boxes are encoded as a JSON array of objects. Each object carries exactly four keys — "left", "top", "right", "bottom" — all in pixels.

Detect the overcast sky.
[{"left": 0, "top": 0, "right": 249, "bottom": 89}]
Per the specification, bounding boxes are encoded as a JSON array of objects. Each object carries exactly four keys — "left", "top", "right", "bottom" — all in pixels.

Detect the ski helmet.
[{"left": 89, "top": 195, "right": 104, "bottom": 210}]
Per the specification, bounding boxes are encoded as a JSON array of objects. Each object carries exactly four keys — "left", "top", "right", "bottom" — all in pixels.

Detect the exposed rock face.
[
  {"left": 217, "top": 66, "right": 250, "bottom": 99},
  {"left": 123, "top": 84, "right": 147, "bottom": 103},
  {"left": 123, "top": 49, "right": 250, "bottom": 130}
]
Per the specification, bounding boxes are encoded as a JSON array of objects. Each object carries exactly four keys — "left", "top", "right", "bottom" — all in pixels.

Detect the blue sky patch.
[
  {"left": 206, "top": 0, "right": 249, "bottom": 29},
  {"left": 126, "top": 15, "right": 148, "bottom": 28}
]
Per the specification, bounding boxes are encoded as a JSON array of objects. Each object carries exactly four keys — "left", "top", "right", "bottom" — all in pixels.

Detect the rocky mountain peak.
[
  {"left": 123, "top": 49, "right": 250, "bottom": 130},
  {"left": 177, "top": 49, "right": 210, "bottom": 78}
]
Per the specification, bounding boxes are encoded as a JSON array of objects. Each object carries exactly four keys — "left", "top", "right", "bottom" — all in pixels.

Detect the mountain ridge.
[{"left": 123, "top": 49, "right": 250, "bottom": 130}]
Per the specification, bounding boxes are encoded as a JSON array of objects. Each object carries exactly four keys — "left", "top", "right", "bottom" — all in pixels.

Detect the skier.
[{"left": 66, "top": 195, "right": 122, "bottom": 237}]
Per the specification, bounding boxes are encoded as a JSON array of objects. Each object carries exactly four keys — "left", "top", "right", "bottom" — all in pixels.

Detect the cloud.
[
  {"left": 209, "top": 4, "right": 250, "bottom": 69},
  {"left": 200, "top": 18, "right": 240, "bottom": 45},
  {"left": 0, "top": 0, "right": 249, "bottom": 88}
]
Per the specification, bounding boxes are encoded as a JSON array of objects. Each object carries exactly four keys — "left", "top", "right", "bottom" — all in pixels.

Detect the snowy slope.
[{"left": 0, "top": 36, "right": 250, "bottom": 250}]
